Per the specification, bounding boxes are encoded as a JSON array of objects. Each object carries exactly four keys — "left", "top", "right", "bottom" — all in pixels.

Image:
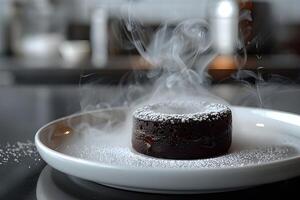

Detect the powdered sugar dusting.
[
  {"left": 0, "top": 141, "right": 42, "bottom": 166},
  {"left": 59, "top": 144, "right": 297, "bottom": 169},
  {"left": 134, "top": 101, "right": 231, "bottom": 122}
]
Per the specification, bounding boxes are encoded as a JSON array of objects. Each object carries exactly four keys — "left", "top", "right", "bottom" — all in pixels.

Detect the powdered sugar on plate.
[{"left": 59, "top": 144, "right": 298, "bottom": 169}]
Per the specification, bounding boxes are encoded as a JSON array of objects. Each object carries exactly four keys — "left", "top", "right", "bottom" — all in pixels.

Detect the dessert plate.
[{"left": 35, "top": 107, "right": 300, "bottom": 194}]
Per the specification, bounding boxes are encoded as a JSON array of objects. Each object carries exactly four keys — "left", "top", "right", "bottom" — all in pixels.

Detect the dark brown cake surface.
[{"left": 132, "top": 101, "right": 232, "bottom": 159}]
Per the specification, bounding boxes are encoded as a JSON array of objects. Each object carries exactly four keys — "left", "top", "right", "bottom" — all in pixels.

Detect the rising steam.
[
  {"left": 79, "top": 0, "right": 262, "bottom": 114},
  {"left": 79, "top": 1, "right": 297, "bottom": 121},
  {"left": 55, "top": 1, "right": 300, "bottom": 168}
]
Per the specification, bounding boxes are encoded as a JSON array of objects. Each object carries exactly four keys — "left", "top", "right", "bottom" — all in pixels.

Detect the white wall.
[{"left": 68, "top": 0, "right": 300, "bottom": 24}]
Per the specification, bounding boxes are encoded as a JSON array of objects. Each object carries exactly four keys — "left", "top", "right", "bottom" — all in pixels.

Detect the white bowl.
[{"left": 35, "top": 107, "right": 300, "bottom": 193}]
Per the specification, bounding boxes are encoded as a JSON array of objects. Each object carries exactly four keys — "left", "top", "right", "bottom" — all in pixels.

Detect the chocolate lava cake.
[{"left": 132, "top": 102, "right": 232, "bottom": 159}]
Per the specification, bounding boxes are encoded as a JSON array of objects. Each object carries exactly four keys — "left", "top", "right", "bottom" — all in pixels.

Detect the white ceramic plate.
[{"left": 35, "top": 107, "right": 300, "bottom": 194}]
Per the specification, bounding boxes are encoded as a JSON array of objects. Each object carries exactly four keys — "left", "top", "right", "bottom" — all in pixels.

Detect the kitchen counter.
[
  {"left": 0, "top": 85, "right": 300, "bottom": 199},
  {"left": 1, "top": 55, "right": 300, "bottom": 85}
]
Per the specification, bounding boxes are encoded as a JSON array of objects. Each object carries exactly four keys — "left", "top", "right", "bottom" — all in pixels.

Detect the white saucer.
[{"left": 35, "top": 107, "right": 300, "bottom": 194}]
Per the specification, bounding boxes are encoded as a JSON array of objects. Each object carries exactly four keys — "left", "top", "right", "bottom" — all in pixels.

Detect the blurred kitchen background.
[
  {"left": 0, "top": 0, "right": 300, "bottom": 82},
  {"left": 1, "top": 0, "right": 300, "bottom": 146}
]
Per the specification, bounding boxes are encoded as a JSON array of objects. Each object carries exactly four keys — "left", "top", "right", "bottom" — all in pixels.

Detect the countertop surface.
[
  {"left": 1, "top": 55, "right": 300, "bottom": 85},
  {"left": 1, "top": 85, "right": 300, "bottom": 200}
]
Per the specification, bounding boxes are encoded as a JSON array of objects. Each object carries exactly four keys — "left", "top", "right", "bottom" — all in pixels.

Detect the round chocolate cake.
[{"left": 132, "top": 102, "right": 232, "bottom": 159}]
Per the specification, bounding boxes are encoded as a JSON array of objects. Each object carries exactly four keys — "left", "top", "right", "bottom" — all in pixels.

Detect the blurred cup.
[
  {"left": 19, "top": 33, "right": 63, "bottom": 59},
  {"left": 59, "top": 40, "right": 90, "bottom": 67}
]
